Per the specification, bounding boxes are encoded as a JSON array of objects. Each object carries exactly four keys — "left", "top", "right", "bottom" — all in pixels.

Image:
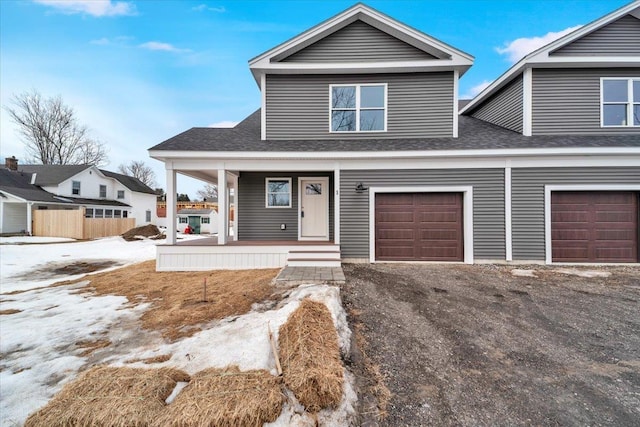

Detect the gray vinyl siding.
[
  {"left": 532, "top": 68, "right": 640, "bottom": 135},
  {"left": 511, "top": 167, "right": 640, "bottom": 261},
  {"left": 281, "top": 20, "right": 436, "bottom": 63},
  {"left": 340, "top": 169, "right": 505, "bottom": 259},
  {"left": 1, "top": 203, "right": 28, "bottom": 234},
  {"left": 470, "top": 74, "right": 523, "bottom": 133},
  {"left": 237, "top": 172, "right": 334, "bottom": 241},
  {"left": 551, "top": 15, "right": 640, "bottom": 57},
  {"left": 266, "top": 72, "right": 454, "bottom": 139}
]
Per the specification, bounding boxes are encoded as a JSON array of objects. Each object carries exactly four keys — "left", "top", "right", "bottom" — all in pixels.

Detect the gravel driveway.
[{"left": 341, "top": 263, "right": 640, "bottom": 426}]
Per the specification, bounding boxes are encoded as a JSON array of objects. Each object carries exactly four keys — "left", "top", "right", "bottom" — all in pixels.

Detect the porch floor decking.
[{"left": 173, "top": 237, "right": 336, "bottom": 246}]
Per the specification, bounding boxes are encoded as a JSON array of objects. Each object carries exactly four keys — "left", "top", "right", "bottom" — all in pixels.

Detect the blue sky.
[{"left": 0, "top": 0, "right": 629, "bottom": 197}]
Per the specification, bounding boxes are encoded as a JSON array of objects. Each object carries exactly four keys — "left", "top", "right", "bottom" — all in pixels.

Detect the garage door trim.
[
  {"left": 369, "top": 186, "right": 474, "bottom": 264},
  {"left": 544, "top": 184, "right": 640, "bottom": 264}
]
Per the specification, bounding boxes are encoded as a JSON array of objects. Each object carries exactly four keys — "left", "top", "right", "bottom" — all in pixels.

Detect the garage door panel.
[
  {"left": 551, "top": 191, "right": 638, "bottom": 263},
  {"left": 375, "top": 192, "right": 463, "bottom": 262}
]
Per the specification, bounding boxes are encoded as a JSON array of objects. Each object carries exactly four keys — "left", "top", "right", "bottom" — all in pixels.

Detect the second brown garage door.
[
  {"left": 375, "top": 192, "right": 463, "bottom": 261},
  {"left": 551, "top": 191, "right": 639, "bottom": 262}
]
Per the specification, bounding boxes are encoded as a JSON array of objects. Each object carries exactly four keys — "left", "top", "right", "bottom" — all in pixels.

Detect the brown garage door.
[
  {"left": 551, "top": 191, "right": 639, "bottom": 262},
  {"left": 375, "top": 192, "right": 463, "bottom": 261}
]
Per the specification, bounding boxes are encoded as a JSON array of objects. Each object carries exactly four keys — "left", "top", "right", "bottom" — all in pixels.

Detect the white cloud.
[
  {"left": 461, "top": 80, "right": 492, "bottom": 99},
  {"left": 139, "top": 41, "right": 190, "bottom": 53},
  {"left": 33, "top": 0, "right": 136, "bottom": 17},
  {"left": 90, "top": 37, "right": 111, "bottom": 45},
  {"left": 496, "top": 25, "right": 582, "bottom": 63},
  {"left": 192, "top": 4, "right": 226, "bottom": 13},
  {"left": 209, "top": 121, "right": 239, "bottom": 128}
]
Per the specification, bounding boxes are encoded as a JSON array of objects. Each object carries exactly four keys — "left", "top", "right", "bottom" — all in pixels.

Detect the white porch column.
[
  {"left": 166, "top": 167, "right": 177, "bottom": 245},
  {"left": 334, "top": 167, "right": 340, "bottom": 244},
  {"left": 217, "top": 169, "right": 228, "bottom": 245},
  {"left": 232, "top": 173, "right": 239, "bottom": 241},
  {"left": 27, "top": 202, "right": 33, "bottom": 235}
]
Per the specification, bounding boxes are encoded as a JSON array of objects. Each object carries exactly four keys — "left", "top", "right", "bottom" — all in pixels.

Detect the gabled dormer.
[
  {"left": 249, "top": 3, "right": 474, "bottom": 140},
  {"left": 461, "top": 0, "right": 640, "bottom": 136}
]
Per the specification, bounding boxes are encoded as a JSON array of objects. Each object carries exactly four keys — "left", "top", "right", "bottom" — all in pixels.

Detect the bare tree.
[
  {"left": 5, "top": 90, "right": 109, "bottom": 166},
  {"left": 196, "top": 183, "right": 218, "bottom": 201},
  {"left": 118, "top": 160, "right": 156, "bottom": 187}
]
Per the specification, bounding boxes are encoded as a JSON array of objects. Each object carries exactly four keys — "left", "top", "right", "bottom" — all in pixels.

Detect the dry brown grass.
[
  {"left": 0, "top": 309, "right": 21, "bottom": 315},
  {"left": 75, "top": 339, "right": 111, "bottom": 356},
  {"left": 127, "top": 354, "right": 173, "bottom": 365},
  {"left": 24, "top": 366, "right": 190, "bottom": 427},
  {"left": 154, "top": 366, "right": 283, "bottom": 427},
  {"left": 279, "top": 299, "right": 344, "bottom": 413},
  {"left": 70, "top": 260, "right": 279, "bottom": 340}
]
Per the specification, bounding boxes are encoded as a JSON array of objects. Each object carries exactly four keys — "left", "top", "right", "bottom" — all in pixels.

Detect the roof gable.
[
  {"left": 460, "top": 0, "right": 640, "bottom": 116},
  {"left": 100, "top": 170, "right": 156, "bottom": 194},
  {"left": 280, "top": 19, "right": 438, "bottom": 63},
  {"left": 550, "top": 14, "right": 640, "bottom": 57},
  {"left": 249, "top": 3, "right": 473, "bottom": 86}
]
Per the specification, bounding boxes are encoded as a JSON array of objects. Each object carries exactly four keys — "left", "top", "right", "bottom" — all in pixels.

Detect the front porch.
[{"left": 155, "top": 154, "right": 345, "bottom": 271}]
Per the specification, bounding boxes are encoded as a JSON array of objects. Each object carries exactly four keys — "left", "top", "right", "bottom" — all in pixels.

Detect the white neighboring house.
[
  {"left": 0, "top": 158, "right": 158, "bottom": 234},
  {"left": 177, "top": 208, "right": 218, "bottom": 234}
]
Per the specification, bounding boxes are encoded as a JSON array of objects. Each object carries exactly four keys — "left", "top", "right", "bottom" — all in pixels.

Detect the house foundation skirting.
[{"left": 156, "top": 243, "right": 339, "bottom": 271}]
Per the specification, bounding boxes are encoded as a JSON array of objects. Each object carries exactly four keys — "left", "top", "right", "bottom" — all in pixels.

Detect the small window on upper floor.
[
  {"left": 117, "top": 190, "right": 125, "bottom": 199},
  {"left": 72, "top": 181, "right": 81, "bottom": 195},
  {"left": 601, "top": 78, "right": 639, "bottom": 127},
  {"left": 330, "top": 84, "right": 386, "bottom": 132},
  {"left": 99, "top": 185, "right": 107, "bottom": 198}
]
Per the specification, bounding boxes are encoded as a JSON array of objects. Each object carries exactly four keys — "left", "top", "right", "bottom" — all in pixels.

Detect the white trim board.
[
  {"left": 543, "top": 184, "right": 640, "bottom": 264},
  {"left": 368, "top": 185, "right": 474, "bottom": 264}
]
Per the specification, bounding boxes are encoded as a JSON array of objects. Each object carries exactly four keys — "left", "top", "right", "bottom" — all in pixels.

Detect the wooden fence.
[{"left": 33, "top": 209, "right": 135, "bottom": 239}]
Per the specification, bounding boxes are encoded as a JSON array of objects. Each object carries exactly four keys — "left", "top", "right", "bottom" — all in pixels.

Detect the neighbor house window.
[
  {"left": 95, "top": 208, "right": 104, "bottom": 218},
  {"left": 105, "top": 209, "right": 113, "bottom": 218},
  {"left": 202, "top": 217, "right": 210, "bottom": 224},
  {"left": 330, "top": 84, "right": 386, "bottom": 132},
  {"left": 146, "top": 210, "right": 151, "bottom": 222},
  {"left": 114, "top": 210, "right": 121, "bottom": 218},
  {"left": 179, "top": 217, "right": 188, "bottom": 224},
  {"left": 601, "top": 78, "right": 639, "bottom": 127},
  {"left": 122, "top": 211, "right": 128, "bottom": 218},
  {"left": 99, "top": 185, "right": 107, "bottom": 198},
  {"left": 72, "top": 181, "right": 81, "bottom": 195},
  {"left": 265, "top": 178, "right": 292, "bottom": 208},
  {"left": 85, "top": 208, "right": 93, "bottom": 218},
  {"left": 117, "top": 190, "right": 125, "bottom": 199}
]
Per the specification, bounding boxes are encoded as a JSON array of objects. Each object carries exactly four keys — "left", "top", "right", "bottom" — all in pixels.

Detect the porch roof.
[{"left": 149, "top": 108, "right": 640, "bottom": 154}]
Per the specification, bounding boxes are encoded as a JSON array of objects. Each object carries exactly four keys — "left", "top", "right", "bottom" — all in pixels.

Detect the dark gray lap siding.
[
  {"left": 237, "top": 171, "right": 334, "bottom": 241},
  {"left": 511, "top": 167, "right": 640, "bottom": 261},
  {"left": 340, "top": 169, "right": 505, "bottom": 259}
]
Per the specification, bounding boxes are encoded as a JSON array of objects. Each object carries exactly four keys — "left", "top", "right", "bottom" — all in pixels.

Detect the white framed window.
[
  {"left": 117, "top": 190, "right": 125, "bottom": 199},
  {"left": 330, "top": 83, "right": 387, "bottom": 132},
  {"left": 85, "top": 208, "right": 93, "bottom": 218},
  {"left": 114, "top": 210, "right": 121, "bottom": 218},
  {"left": 265, "top": 177, "right": 292, "bottom": 208},
  {"left": 105, "top": 209, "right": 113, "bottom": 218},
  {"left": 202, "top": 217, "right": 210, "bottom": 224},
  {"left": 122, "top": 211, "right": 128, "bottom": 218},
  {"left": 99, "top": 185, "right": 107, "bottom": 198},
  {"left": 95, "top": 208, "right": 104, "bottom": 218},
  {"left": 179, "top": 217, "right": 188, "bottom": 224},
  {"left": 601, "top": 78, "right": 639, "bottom": 127},
  {"left": 72, "top": 180, "right": 81, "bottom": 195}
]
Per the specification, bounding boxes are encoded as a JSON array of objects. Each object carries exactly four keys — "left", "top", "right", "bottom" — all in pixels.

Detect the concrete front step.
[{"left": 287, "top": 258, "right": 342, "bottom": 267}]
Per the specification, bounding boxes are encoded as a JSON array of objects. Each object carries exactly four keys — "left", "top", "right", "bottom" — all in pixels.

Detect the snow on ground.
[
  {"left": 0, "top": 236, "right": 75, "bottom": 244},
  {"left": 0, "top": 234, "right": 205, "bottom": 293},
  {"left": 0, "top": 237, "right": 356, "bottom": 426}
]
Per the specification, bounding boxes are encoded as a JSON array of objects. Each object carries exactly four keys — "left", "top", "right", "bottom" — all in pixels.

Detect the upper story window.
[
  {"left": 265, "top": 177, "right": 291, "bottom": 208},
  {"left": 99, "top": 185, "right": 107, "bottom": 198},
  {"left": 72, "top": 181, "right": 81, "bottom": 195},
  {"left": 330, "top": 84, "right": 386, "bottom": 132},
  {"left": 117, "top": 190, "right": 125, "bottom": 199},
  {"left": 601, "top": 78, "right": 639, "bottom": 127}
]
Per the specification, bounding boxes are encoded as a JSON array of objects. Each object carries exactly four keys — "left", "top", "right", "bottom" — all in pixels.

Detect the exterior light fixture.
[{"left": 355, "top": 182, "right": 368, "bottom": 193}]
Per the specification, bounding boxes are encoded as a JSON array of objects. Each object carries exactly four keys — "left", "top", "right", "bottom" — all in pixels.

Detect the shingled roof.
[
  {"left": 100, "top": 170, "right": 157, "bottom": 194},
  {"left": 150, "top": 109, "right": 640, "bottom": 153}
]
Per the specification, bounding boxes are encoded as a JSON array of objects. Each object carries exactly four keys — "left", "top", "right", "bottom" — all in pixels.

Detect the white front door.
[{"left": 299, "top": 177, "right": 329, "bottom": 240}]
